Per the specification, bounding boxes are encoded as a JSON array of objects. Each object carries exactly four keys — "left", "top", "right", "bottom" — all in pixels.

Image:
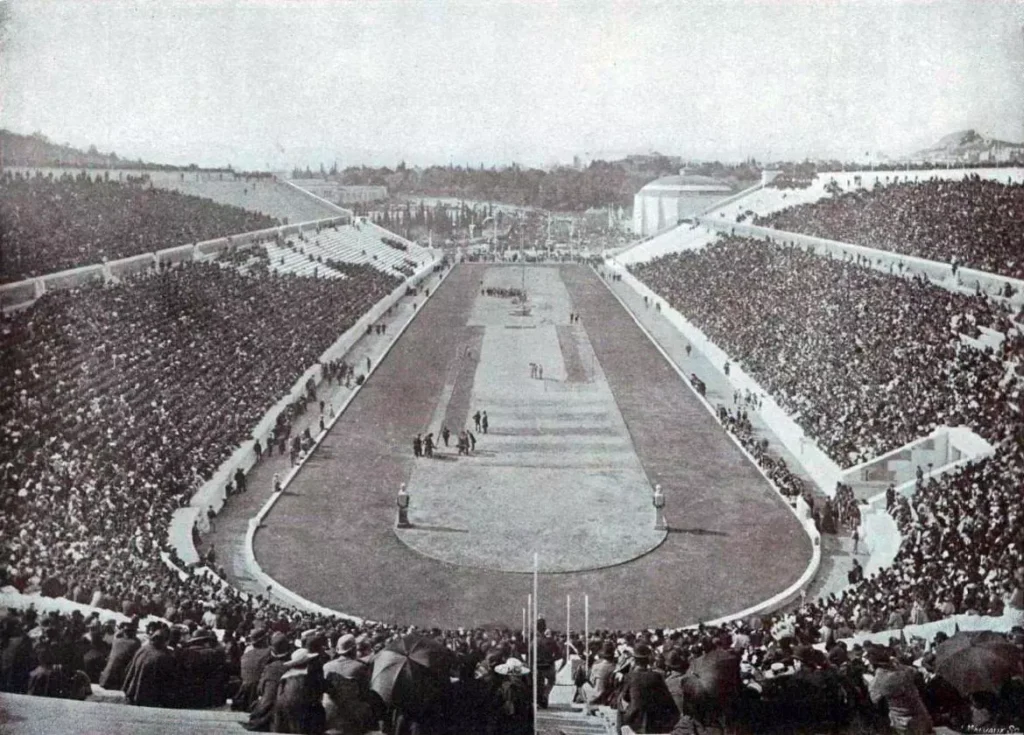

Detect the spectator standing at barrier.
[{"left": 413, "top": 434, "right": 422, "bottom": 458}]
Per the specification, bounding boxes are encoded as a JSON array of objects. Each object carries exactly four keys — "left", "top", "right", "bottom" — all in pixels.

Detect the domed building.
[{"left": 632, "top": 170, "right": 733, "bottom": 236}]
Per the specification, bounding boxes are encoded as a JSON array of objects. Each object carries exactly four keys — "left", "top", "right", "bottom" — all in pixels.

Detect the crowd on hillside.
[
  {"left": 0, "top": 260, "right": 399, "bottom": 616},
  {"left": 0, "top": 172, "right": 279, "bottom": 282},
  {"left": 755, "top": 177, "right": 1024, "bottom": 279}
]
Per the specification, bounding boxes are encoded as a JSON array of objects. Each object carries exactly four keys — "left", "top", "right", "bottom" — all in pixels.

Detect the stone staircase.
[
  {"left": 0, "top": 693, "right": 247, "bottom": 735},
  {"left": 538, "top": 704, "right": 614, "bottom": 735}
]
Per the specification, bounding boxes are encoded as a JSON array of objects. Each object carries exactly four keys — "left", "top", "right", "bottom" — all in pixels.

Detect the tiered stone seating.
[
  {"left": 262, "top": 239, "right": 345, "bottom": 279},
  {"left": 154, "top": 178, "right": 340, "bottom": 223},
  {"left": 292, "top": 221, "right": 432, "bottom": 279}
]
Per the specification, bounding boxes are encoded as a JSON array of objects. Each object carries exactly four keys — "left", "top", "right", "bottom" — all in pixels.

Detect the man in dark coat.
[
  {"left": 323, "top": 633, "right": 378, "bottom": 734},
  {"left": 273, "top": 647, "right": 326, "bottom": 734},
  {"left": 81, "top": 625, "right": 111, "bottom": 683},
  {"left": 98, "top": 620, "right": 141, "bottom": 691},
  {"left": 233, "top": 627, "right": 272, "bottom": 712},
  {"left": 619, "top": 644, "right": 679, "bottom": 734},
  {"left": 244, "top": 632, "right": 293, "bottom": 731},
  {"left": 176, "top": 627, "right": 228, "bottom": 708},
  {"left": 0, "top": 619, "right": 34, "bottom": 693},
  {"left": 26, "top": 641, "right": 75, "bottom": 699},
  {"left": 122, "top": 627, "right": 177, "bottom": 707}
]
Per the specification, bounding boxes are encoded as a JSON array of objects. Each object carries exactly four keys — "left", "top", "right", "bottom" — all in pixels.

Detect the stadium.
[{"left": 2, "top": 2, "right": 1024, "bottom": 735}]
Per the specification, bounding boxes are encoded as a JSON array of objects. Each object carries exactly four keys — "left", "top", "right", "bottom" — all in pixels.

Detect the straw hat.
[{"left": 496, "top": 657, "right": 530, "bottom": 676}]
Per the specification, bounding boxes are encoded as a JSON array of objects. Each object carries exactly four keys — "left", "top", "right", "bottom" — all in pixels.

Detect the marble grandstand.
[{"left": 2, "top": 163, "right": 1024, "bottom": 735}]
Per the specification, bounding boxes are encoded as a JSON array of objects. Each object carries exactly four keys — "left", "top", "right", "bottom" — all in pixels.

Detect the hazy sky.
[{"left": 2, "top": 0, "right": 1022, "bottom": 169}]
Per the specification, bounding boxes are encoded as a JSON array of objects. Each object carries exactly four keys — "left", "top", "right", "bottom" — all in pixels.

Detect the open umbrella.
[
  {"left": 935, "top": 631, "right": 1022, "bottom": 697},
  {"left": 370, "top": 633, "right": 452, "bottom": 718}
]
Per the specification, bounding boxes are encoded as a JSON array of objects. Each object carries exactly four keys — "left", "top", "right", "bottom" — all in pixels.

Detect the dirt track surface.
[{"left": 255, "top": 263, "right": 811, "bottom": 630}]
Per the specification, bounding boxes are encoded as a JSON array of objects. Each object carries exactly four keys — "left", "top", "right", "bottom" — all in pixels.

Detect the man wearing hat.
[
  {"left": 122, "top": 626, "right": 177, "bottom": 708},
  {"left": 245, "top": 632, "right": 294, "bottom": 731},
  {"left": 233, "top": 626, "right": 272, "bottom": 712},
  {"left": 323, "top": 634, "right": 377, "bottom": 735},
  {"left": 619, "top": 643, "right": 679, "bottom": 734},
  {"left": 586, "top": 640, "right": 618, "bottom": 715},
  {"left": 534, "top": 619, "right": 559, "bottom": 709},
  {"left": 495, "top": 658, "right": 533, "bottom": 735},
  {"left": 273, "top": 645, "right": 326, "bottom": 735},
  {"left": 98, "top": 618, "right": 140, "bottom": 691},
  {"left": 663, "top": 649, "right": 701, "bottom": 735},
  {"left": 177, "top": 627, "right": 228, "bottom": 709},
  {"left": 866, "top": 647, "right": 933, "bottom": 734}
]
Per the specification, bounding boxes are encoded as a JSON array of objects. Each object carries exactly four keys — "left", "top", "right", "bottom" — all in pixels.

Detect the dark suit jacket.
[
  {"left": 98, "top": 634, "right": 140, "bottom": 690},
  {"left": 621, "top": 667, "right": 680, "bottom": 734}
]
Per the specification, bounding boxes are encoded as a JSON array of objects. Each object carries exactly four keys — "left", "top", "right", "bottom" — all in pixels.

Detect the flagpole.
[
  {"left": 584, "top": 595, "right": 590, "bottom": 676},
  {"left": 566, "top": 594, "right": 571, "bottom": 664},
  {"left": 526, "top": 593, "right": 532, "bottom": 664},
  {"left": 533, "top": 552, "right": 539, "bottom": 735}
]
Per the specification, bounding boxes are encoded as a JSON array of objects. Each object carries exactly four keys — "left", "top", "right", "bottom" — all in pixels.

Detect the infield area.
[{"left": 255, "top": 263, "right": 811, "bottom": 629}]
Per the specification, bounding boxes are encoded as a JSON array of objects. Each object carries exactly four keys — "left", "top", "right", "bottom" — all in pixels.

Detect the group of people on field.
[{"left": 412, "top": 410, "right": 490, "bottom": 459}]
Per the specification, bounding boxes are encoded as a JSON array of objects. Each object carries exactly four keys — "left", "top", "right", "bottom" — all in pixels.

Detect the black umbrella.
[
  {"left": 370, "top": 633, "right": 452, "bottom": 717},
  {"left": 935, "top": 631, "right": 1022, "bottom": 697}
]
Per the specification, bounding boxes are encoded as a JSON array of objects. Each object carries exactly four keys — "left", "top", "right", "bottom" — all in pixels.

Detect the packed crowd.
[
  {"left": 3, "top": 600, "right": 1022, "bottom": 735},
  {"left": 716, "top": 405, "right": 809, "bottom": 502},
  {"left": 755, "top": 177, "right": 1024, "bottom": 279},
  {"left": 0, "top": 260, "right": 400, "bottom": 611},
  {"left": 630, "top": 236, "right": 1024, "bottom": 642},
  {"left": 0, "top": 172, "right": 279, "bottom": 282},
  {"left": 631, "top": 237, "right": 1013, "bottom": 465},
  {"left": 2, "top": 214, "right": 1023, "bottom": 731}
]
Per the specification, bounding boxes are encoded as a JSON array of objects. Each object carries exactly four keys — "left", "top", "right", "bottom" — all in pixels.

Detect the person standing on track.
[
  {"left": 481, "top": 411, "right": 489, "bottom": 434},
  {"left": 473, "top": 410, "right": 482, "bottom": 432}
]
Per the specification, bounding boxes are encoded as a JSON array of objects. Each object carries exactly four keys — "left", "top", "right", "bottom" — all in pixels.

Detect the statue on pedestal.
[
  {"left": 652, "top": 484, "right": 667, "bottom": 531},
  {"left": 396, "top": 483, "right": 411, "bottom": 528}
]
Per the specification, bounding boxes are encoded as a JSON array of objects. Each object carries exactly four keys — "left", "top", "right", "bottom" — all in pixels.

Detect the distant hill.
[
  {"left": 907, "top": 129, "right": 1024, "bottom": 165},
  {"left": 0, "top": 129, "right": 228, "bottom": 172}
]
